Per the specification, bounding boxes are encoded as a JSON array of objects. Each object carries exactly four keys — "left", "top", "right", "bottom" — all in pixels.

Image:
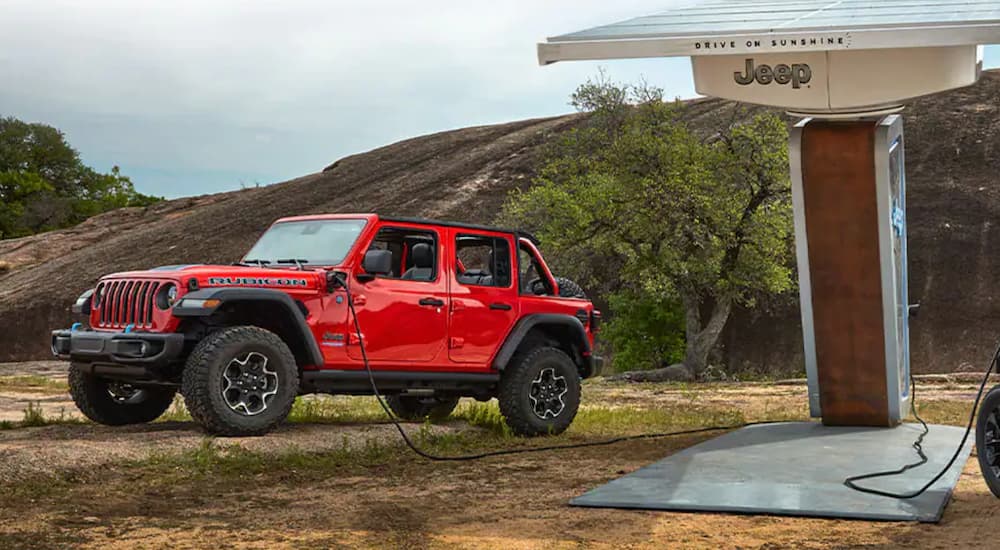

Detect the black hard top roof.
[{"left": 380, "top": 216, "right": 540, "bottom": 245}]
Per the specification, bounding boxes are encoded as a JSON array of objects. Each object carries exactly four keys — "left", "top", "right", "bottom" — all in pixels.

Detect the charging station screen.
[{"left": 890, "top": 136, "right": 911, "bottom": 398}]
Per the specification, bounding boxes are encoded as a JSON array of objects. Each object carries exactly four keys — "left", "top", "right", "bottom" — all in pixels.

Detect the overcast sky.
[{"left": 2, "top": 1, "right": 998, "bottom": 199}]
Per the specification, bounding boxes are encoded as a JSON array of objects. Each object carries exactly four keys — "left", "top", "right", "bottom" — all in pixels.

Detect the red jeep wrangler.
[{"left": 52, "top": 214, "right": 602, "bottom": 437}]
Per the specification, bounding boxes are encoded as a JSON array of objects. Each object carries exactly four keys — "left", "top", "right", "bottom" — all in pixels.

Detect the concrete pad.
[{"left": 571, "top": 422, "right": 972, "bottom": 523}]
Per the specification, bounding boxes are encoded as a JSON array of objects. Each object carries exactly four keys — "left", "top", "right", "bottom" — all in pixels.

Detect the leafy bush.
[{"left": 602, "top": 292, "right": 686, "bottom": 372}]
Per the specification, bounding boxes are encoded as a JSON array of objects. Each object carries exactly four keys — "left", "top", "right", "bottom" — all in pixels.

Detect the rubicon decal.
[
  {"left": 734, "top": 59, "right": 812, "bottom": 89},
  {"left": 207, "top": 277, "right": 309, "bottom": 287}
]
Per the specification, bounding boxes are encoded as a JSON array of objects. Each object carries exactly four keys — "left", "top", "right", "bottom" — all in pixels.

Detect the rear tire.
[
  {"left": 68, "top": 365, "right": 176, "bottom": 426},
  {"left": 498, "top": 346, "right": 581, "bottom": 436},
  {"left": 976, "top": 385, "right": 1000, "bottom": 498},
  {"left": 182, "top": 326, "right": 299, "bottom": 437},
  {"left": 386, "top": 395, "right": 460, "bottom": 422}
]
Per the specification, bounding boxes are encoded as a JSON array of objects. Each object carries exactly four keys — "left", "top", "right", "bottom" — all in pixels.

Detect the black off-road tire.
[
  {"left": 976, "top": 385, "right": 1000, "bottom": 498},
  {"left": 554, "top": 277, "right": 587, "bottom": 299},
  {"left": 498, "top": 346, "right": 581, "bottom": 436},
  {"left": 68, "top": 365, "right": 176, "bottom": 426},
  {"left": 182, "top": 326, "right": 299, "bottom": 437},
  {"left": 386, "top": 395, "right": 460, "bottom": 422}
]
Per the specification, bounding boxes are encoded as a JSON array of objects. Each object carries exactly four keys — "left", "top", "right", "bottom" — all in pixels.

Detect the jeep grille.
[{"left": 95, "top": 279, "right": 162, "bottom": 329}]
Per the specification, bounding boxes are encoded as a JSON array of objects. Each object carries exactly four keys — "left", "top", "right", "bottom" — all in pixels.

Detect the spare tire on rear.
[{"left": 554, "top": 277, "right": 587, "bottom": 299}]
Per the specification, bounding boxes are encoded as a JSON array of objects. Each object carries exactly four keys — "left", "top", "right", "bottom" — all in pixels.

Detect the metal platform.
[{"left": 571, "top": 422, "right": 973, "bottom": 523}]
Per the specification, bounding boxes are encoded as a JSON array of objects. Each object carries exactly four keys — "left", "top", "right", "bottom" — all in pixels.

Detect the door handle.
[
  {"left": 419, "top": 297, "right": 445, "bottom": 307},
  {"left": 489, "top": 302, "right": 513, "bottom": 311}
]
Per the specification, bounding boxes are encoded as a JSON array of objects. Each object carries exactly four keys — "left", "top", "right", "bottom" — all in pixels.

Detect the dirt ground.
[{"left": 1, "top": 362, "right": 998, "bottom": 549}]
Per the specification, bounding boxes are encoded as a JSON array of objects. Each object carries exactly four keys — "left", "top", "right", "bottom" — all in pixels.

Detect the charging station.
[
  {"left": 538, "top": 0, "right": 1000, "bottom": 521},
  {"left": 792, "top": 114, "right": 912, "bottom": 426}
]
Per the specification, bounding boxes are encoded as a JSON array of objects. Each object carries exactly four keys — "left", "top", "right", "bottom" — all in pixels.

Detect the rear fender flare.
[{"left": 492, "top": 314, "right": 591, "bottom": 373}]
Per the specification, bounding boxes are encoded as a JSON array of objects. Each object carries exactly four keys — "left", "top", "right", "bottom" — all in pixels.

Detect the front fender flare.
[{"left": 173, "top": 287, "right": 323, "bottom": 366}]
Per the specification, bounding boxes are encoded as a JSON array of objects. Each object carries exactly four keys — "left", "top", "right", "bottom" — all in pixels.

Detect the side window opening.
[
  {"left": 368, "top": 227, "right": 438, "bottom": 282},
  {"left": 518, "top": 243, "right": 554, "bottom": 296},
  {"left": 455, "top": 234, "right": 511, "bottom": 288}
]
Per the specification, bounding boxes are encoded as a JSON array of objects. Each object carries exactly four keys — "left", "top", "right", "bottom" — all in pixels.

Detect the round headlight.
[{"left": 156, "top": 283, "right": 179, "bottom": 310}]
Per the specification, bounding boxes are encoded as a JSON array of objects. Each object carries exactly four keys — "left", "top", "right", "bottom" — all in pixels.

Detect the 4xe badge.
[{"left": 734, "top": 59, "right": 812, "bottom": 89}]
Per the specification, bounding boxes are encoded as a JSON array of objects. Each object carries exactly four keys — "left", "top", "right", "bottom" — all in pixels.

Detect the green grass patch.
[
  {"left": 453, "top": 401, "right": 513, "bottom": 437},
  {"left": 287, "top": 395, "right": 386, "bottom": 424},
  {"left": 0, "top": 375, "right": 68, "bottom": 394},
  {"left": 140, "top": 437, "right": 397, "bottom": 480},
  {"left": 0, "top": 402, "right": 87, "bottom": 430},
  {"left": 19, "top": 402, "right": 85, "bottom": 428},
  {"left": 156, "top": 395, "right": 390, "bottom": 425},
  {"left": 157, "top": 396, "right": 192, "bottom": 422}
]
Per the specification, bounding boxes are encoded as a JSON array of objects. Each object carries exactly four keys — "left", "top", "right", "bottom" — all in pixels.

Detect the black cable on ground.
[
  {"left": 843, "top": 343, "right": 1000, "bottom": 499},
  {"left": 341, "top": 280, "right": 767, "bottom": 461}
]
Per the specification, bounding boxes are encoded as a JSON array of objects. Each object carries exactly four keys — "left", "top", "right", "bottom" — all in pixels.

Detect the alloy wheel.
[
  {"left": 221, "top": 351, "right": 279, "bottom": 416},
  {"left": 528, "top": 367, "right": 568, "bottom": 419}
]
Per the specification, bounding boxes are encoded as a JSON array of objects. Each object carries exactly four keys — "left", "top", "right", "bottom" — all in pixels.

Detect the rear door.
[{"left": 448, "top": 230, "right": 519, "bottom": 365}]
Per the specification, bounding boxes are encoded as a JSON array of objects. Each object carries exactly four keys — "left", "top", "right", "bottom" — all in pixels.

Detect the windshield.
[{"left": 243, "top": 219, "right": 367, "bottom": 266}]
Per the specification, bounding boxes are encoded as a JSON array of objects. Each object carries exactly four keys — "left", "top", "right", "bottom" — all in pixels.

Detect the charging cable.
[{"left": 843, "top": 343, "right": 1000, "bottom": 499}]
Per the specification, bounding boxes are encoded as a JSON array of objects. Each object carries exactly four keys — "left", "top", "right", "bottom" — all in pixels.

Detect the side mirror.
[{"left": 360, "top": 249, "right": 392, "bottom": 281}]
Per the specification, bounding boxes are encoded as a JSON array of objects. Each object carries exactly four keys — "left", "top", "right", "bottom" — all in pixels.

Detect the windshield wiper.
[
  {"left": 276, "top": 258, "right": 309, "bottom": 270},
  {"left": 239, "top": 259, "right": 272, "bottom": 267}
]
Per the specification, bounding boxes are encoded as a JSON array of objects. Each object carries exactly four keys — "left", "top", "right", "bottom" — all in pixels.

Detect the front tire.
[
  {"left": 976, "top": 385, "right": 1000, "bottom": 498},
  {"left": 182, "top": 326, "right": 299, "bottom": 437},
  {"left": 386, "top": 395, "right": 460, "bottom": 422},
  {"left": 498, "top": 346, "right": 581, "bottom": 436},
  {"left": 68, "top": 365, "right": 176, "bottom": 426}
]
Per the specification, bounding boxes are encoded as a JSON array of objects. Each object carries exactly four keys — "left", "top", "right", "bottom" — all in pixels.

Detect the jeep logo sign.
[{"left": 734, "top": 59, "right": 812, "bottom": 89}]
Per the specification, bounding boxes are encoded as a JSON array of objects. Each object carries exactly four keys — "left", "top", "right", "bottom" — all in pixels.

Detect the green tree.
[
  {"left": 0, "top": 116, "right": 161, "bottom": 239},
  {"left": 501, "top": 76, "right": 793, "bottom": 378}
]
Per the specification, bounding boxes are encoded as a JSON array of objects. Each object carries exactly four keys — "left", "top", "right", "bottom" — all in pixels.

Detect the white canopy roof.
[{"left": 539, "top": 0, "right": 1000, "bottom": 65}]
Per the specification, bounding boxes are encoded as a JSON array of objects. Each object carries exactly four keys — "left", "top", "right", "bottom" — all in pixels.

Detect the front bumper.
[{"left": 51, "top": 329, "right": 185, "bottom": 367}]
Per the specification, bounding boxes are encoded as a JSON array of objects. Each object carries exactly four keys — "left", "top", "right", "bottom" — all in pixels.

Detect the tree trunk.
[{"left": 682, "top": 295, "right": 733, "bottom": 377}]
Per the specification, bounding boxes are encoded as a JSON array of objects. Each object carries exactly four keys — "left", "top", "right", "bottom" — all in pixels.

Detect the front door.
[
  {"left": 448, "top": 231, "right": 519, "bottom": 365},
  {"left": 347, "top": 225, "right": 448, "bottom": 366}
]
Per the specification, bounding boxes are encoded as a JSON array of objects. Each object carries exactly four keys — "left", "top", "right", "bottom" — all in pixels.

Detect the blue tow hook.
[
  {"left": 124, "top": 324, "right": 135, "bottom": 334},
  {"left": 70, "top": 322, "right": 82, "bottom": 332}
]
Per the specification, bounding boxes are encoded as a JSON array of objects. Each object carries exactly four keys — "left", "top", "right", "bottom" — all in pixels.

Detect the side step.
[{"left": 300, "top": 369, "right": 499, "bottom": 397}]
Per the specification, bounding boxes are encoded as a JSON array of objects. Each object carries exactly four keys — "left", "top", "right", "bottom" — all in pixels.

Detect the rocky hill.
[{"left": 2, "top": 71, "right": 999, "bottom": 374}]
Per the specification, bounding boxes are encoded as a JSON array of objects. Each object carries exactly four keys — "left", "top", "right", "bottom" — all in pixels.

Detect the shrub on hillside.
[{"left": 0, "top": 116, "right": 161, "bottom": 240}]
